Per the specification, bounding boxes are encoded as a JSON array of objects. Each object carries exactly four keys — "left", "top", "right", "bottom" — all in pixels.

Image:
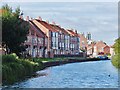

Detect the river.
[{"left": 10, "top": 60, "right": 118, "bottom": 88}]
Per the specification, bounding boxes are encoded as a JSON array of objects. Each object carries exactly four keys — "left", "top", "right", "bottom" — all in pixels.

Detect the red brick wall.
[
  {"left": 95, "top": 41, "right": 106, "bottom": 54},
  {"left": 79, "top": 34, "right": 87, "bottom": 49},
  {"left": 104, "top": 46, "right": 110, "bottom": 55}
]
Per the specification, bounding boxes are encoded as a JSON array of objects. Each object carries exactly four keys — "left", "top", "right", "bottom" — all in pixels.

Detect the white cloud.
[
  {"left": 1, "top": 2, "right": 118, "bottom": 45},
  {"left": 2, "top": 0, "right": 119, "bottom": 2}
]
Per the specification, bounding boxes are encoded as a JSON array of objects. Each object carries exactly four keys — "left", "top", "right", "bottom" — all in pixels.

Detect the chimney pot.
[
  {"left": 75, "top": 30, "right": 77, "bottom": 34},
  {"left": 52, "top": 21, "right": 56, "bottom": 25},
  {"left": 26, "top": 16, "right": 29, "bottom": 21},
  {"left": 58, "top": 25, "right": 61, "bottom": 27},
  {"left": 38, "top": 16, "right": 42, "bottom": 21},
  {"left": 46, "top": 20, "right": 49, "bottom": 23},
  {"left": 19, "top": 15, "right": 23, "bottom": 19}
]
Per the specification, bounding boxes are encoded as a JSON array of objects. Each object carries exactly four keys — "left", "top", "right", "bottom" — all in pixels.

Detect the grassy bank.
[
  {"left": 2, "top": 55, "right": 77, "bottom": 85},
  {"left": 2, "top": 54, "right": 43, "bottom": 85},
  {"left": 2, "top": 54, "right": 102, "bottom": 85},
  {"left": 111, "top": 54, "right": 120, "bottom": 68}
]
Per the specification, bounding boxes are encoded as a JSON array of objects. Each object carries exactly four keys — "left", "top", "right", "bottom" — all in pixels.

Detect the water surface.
[{"left": 11, "top": 60, "right": 118, "bottom": 88}]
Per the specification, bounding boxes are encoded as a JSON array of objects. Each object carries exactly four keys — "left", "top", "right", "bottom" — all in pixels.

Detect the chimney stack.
[
  {"left": 75, "top": 30, "right": 77, "bottom": 34},
  {"left": 19, "top": 15, "right": 23, "bottom": 19},
  {"left": 26, "top": 16, "right": 29, "bottom": 21},
  {"left": 38, "top": 16, "right": 42, "bottom": 21},
  {"left": 46, "top": 20, "right": 49, "bottom": 24},
  {"left": 31, "top": 17, "right": 33, "bottom": 20},
  {"left": 58, "top": 25, "right": 61, "bottom": 27},
  {"left": 52, "top": 21, "right": 56, "bottom": 25}
]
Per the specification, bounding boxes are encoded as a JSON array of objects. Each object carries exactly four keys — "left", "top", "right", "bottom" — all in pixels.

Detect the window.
[
  {"left": 27, "top": 36, "right": 31, "bottom": 42},
  {"left": 54, "top": 42, "right": 56, "bottom": 47},
  {"left": 53, "top": 32, "right": 55, "bottom": 37},
  {"left": 34, "top": 37, "right": 37, "bottom": 43},
  {"left": 31, "top": 30, "right": 34, "bottom": 35},
  {"left": 77, "top": 37, "right": 80, "bottom": 42},
  {"left": 32, "top": 37, "right": 34, "bottom": 43},
  {"left": 62, "top": 43, "right": 64, "bottom": 47},
  {"left": 51, "top": 32, "right": 53, "bottom": 37},
  {"left": 51, "top": 41, "right": 53, "bottom": 47},
  {"left": 56, "top": 33, "right": 58, "bottom": 37},
  {"left": 70, "top": 44, "right": 72, "bottom": 48},
  {"left": 45, "top": 38, "right": 47, "bottom": 45}
]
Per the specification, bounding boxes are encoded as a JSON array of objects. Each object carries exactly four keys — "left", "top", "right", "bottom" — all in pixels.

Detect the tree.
[
  {"left": 2, "top": 4, "right": 29, "bottom": 56},
  {"left": 112, "top": 38, "right": 120, "bottom": 68},
  {"left": 113, "top": 37, "right": 120, "bottom": 54}
]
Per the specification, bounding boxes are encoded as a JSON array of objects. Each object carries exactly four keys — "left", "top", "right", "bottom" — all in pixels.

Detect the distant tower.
[{"left": 86, "top": 32, "right": 92, "bottom": 40}]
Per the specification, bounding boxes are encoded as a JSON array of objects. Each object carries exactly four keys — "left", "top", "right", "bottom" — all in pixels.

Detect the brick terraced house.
[
  {"left": 31, "top": 17, "right": 60, "bottom": 58},
  {"left": 78, "top": 33, "right": 88, "bottom": 51},
  {"left": 24, "top": 16, "right": 48, "bottom": 58},
  {"left": 23, "top": 16, "right": 112, "bottom": 58},
  {"left": 1, "top": 15, "right": 113, "bottom": 58},
  {"left": 24, "top": 16, "right": 81, "bottom": 58},
  {"left": 66, "top": 30, "right": 80, "bottom": 55},
  {"left": 87, "top": 41, "right": 111, "bottom": 57},
  {"left": 51, "top": 23, "right": 70, "bottom": 55}
]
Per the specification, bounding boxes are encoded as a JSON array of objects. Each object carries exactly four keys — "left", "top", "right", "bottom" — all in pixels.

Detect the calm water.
[{"left": 11, "top": 60, "right": 118, "bottom": 88}]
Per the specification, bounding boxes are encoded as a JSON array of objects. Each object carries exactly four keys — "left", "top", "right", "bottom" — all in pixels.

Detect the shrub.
[
  {"left": 111, "top": 54, "right": 120, "bottom": 68},
  {"left": 2, "top": 54, "right": 43, "bottom": 85},
  {"left": 2, "top": 53, "right": 19, "bottom": 64},
  {"left": 106, "top": 53, "right": 111, "bottom": 56}
]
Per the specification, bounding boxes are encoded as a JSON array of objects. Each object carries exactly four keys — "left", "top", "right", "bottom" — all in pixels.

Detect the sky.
[
  {"left": 1, "top": 0, "right": 119, "bottom": 2},
  {"left": 1, "top": 1, "right": 118, "bottom": 45}
]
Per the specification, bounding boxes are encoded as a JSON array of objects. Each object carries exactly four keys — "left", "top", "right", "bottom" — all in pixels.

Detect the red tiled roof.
[
  {"left": 78, "top": 33, "right": 87, "bottom": 40},
  {"left": 50, "top": 24, "right": 69, "bottom": 35},
  {"left": 103, "top": 45, "right": 110, "bottom": 48},
  {"left": 87, "top": 43, "right": 95, "bottom": 49},
  {"left": 35, "top": 19, "right": 58, "bottom": 32},
  {"left": 29, "top": 20, "right": 48, "bottom": 38},
  {"left": 67, "top": 30, "right": 79, "bottom": 37},
  {"left": 94, "top": 41, "right": 106, "bottom": 47}
]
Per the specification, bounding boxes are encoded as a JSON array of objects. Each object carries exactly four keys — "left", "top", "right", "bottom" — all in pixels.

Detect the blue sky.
[{"left": 1, "top": 2, "right": 118, "bottom": 45}]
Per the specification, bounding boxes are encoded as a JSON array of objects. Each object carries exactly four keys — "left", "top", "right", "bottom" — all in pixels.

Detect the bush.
[
  {"left": 111, "top": 54, "right": 120, "bottom": 68},
  {"left": 2, "top": 54, "right": 43, "bottom": 85},
  {"left": 2, "top": 53, "right": 19, "bottom": 64},
  {"left": 106, "top": 53, "right": 111, "bottom": 56}
]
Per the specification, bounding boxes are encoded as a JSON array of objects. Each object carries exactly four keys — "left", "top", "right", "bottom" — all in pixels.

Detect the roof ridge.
[{"left": 36, "top": 19, "right": 58, "bottom": 32}]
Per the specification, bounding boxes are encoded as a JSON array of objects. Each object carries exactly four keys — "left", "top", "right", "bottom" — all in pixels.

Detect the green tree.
[
  {"left": 113, "top": 38, "right": 120, "bottom": 54},
  {"left": 2, "top": 4, "right": 29, "bottom": 56},
  {"left": 112, "top": 38, "right": 120, "bottom": 68}
]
